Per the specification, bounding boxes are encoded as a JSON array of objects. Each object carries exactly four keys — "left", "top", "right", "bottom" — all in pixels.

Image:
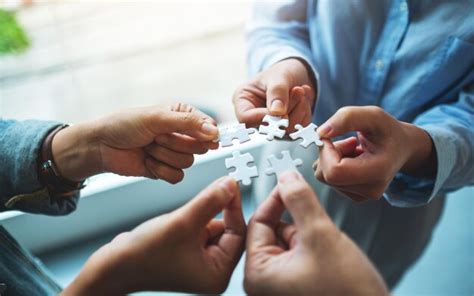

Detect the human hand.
[
  {"left": 244, "top": 171, "right": 388, "bottom": 296},
  {"left": 233, "top": 58, "right": 315, "bottom": 132},
  {"left": 51, "top": 103, "right": 219, "bottom": 183},
  {"left": 62, "top": 177, "right": 246, "bottom": 295},
  {"left": 314, "top": 106, "right": 436, "bottom": 202}
]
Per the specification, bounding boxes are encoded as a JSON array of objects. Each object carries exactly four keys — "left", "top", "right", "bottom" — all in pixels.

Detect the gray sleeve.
[{"left": 0, "top": 119, "right": 79, "bottom": 216}]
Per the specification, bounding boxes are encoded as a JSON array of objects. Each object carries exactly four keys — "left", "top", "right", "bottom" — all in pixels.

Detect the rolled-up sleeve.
[
  {"left": 247, "top": 0, "right": 318, "bottom": 89},
  {"left": 0, "top": 120, "right": 79, "bottom": 215},
  {"left": 385, "top": 83, "right": 474, "bottom": 207}
]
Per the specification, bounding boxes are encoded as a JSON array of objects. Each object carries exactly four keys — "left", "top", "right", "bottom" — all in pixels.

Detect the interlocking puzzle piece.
[
  {"left": 218, "top": 123, "right": 256, "bottom": 147},
  {"left": 289, "top": 123, "right": 324, "bottom": 148},
  {"left": 225, "top": 151, "right": 258, "bottom": 186},
  {"left": 265, "top": 150, "right": 303, "bottom": 177},
  {"left": 258, "top": 115, "right": 289, "bottom": 140}
]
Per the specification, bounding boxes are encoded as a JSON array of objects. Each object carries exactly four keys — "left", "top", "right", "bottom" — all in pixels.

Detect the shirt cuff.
[
  {"left": 384, "top": 125, "right": 453, "bottom": 207},
  {"left": 0, "top": 120, "right": 79, "bottom": 216}
]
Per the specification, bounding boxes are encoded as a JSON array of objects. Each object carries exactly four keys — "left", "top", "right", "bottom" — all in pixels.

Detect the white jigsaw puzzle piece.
[
  {"left": 259, "top": 115, "right": 289, "bottom": 140},
  {"left": 225, "top": 151, "right": 258, "bottom": 186},
  {"left": 265, "top": 150, "right": 303, "bottom": 177},
  {"left": 218, "top": 123, "right": 256, "bottom": 147},
  {"left": 289, "top": 123, "right": 324, "bottom": 148}
]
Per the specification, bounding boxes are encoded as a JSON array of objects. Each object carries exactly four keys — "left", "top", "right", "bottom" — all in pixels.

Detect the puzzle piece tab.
[
  {"left": 289, "top": 123, "right": 324, "bottom": 148},
  {"left": 265, "top": 150, "right": 303, "bottom": 177},
  {"left": 225, "top": 151, "right": 258, "bottom": 186},
  {"left": 259, "top": 115, "right": 289, "bottom": 140},
  {"left": 218, "top": 123, "right": 256, "bottom": 147}
]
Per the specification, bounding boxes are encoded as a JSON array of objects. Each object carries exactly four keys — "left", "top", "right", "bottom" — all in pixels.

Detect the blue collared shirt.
[{"left": 247, "top": 0, "right": 474, "bottom": 207}]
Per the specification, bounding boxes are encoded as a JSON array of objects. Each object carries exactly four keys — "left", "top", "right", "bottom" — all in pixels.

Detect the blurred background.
[
  {"left": 0, "top": 1, "right": 472, "bottom": 296},
  {"left": 0, "top": 0, "right": 249, "bottom": 123}
]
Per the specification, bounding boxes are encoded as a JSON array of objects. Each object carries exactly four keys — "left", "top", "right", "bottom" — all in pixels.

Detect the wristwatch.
[{"left": 38, "top": 124, "right": 86, "bottom": 196}]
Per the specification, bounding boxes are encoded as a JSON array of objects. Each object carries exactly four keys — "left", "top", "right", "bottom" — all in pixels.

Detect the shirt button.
[
  {"left": 400, "top": 1, "right": 408, "bottom": 12},
  {"left": 375, "top": 59, "right": 385, "bottom": 71}
]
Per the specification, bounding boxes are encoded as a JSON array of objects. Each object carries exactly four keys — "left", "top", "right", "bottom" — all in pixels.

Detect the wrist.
[
  {"left": 400, "top": 123, "right": 437, "bottom": 178},
  {"left": 62, "top": 244, "right": 132, "bottom": 296},
  {"left": 52, "top": 121, "right": 102, "bottom": 181}
]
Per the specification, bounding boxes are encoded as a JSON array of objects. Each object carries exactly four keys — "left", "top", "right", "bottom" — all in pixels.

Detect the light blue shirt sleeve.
[
  {"left": 246, "top": 0, "right": 319, "bottom": 93},
  {"left": 247, "top": 0, "right": 474, "bottom": 207},
  {"left": 385, "top": 82, "right": 474, "bottom": 207}
]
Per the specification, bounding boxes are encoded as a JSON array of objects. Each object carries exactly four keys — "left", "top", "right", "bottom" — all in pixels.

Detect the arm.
[
  {"left": 0, "top": 103, "right": 218, "bottom": 215},
  {"left": 233, "top": 0, "right": 317, "bottom": 130},
  {"left": 62, "top": 177, "right": 245, "bottom": 295},
  {"left": 247, "top": 0, "right": 316, "bottom": 78},
  {"left": 244, "top": 171, "right": 388, "bottom": 295},
  {"left": 314, "top": 82, "right": 474, "bottom": 206},
  {"left": 385, "top": 83, "right": 474, "bottom": 206},
  {"left": 0, "top": 119, "right": 78, "bottom": 215}
]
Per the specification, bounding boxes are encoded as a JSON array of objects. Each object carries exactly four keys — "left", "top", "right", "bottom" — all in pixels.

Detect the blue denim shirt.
[
  {"left": 1, "top": 120, "right": 80, "bottom": 295},
  {"left": 0, "top": 120, "right": 79, "bottom": 215},
  {"left": 247, "top": 0, "right": 474, "bottom": 207}
]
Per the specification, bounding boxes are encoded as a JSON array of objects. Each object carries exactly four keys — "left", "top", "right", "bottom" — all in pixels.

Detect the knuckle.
[
  {"left": 271, "top": 83, "right": 289, "bottom": 95},
  {"left": 323, "top": 165, "right": 343, "bottom": 184},
  {"left": 284, "top": 182, "right": 313, "bottom": 203},
  {"left": 336, "top": 106, "right": 354, "bottom": 119}
]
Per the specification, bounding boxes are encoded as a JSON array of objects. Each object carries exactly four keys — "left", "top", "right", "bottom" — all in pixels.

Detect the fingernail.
[
  {"left": 219, "top": 177, "right": 236, "bottom": 197},
  {"left": 270, "top": 99, "right": 285, "bottom": 114},
  {"left": 317, "top": 124, "right": 333, "bottom": 137},
  {"left": 278, "top": 171, "right": 300, "bottom": 184},
  {"left": 201, "top": 122, "right": 218, "bottom": 135}
]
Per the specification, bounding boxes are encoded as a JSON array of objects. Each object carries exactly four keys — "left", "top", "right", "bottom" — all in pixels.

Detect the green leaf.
[{"left": 0, "top": 9, "right": 30, "bottom": 55}]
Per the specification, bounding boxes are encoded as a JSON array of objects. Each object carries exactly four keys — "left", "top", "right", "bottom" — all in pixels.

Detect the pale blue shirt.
[{"left": 247, "top": 0, "right": 474, "bottom": 207}]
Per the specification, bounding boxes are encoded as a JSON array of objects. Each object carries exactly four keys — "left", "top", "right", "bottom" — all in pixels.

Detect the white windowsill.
[{"left": 1, "top": 130, "right": 267, "bottom": 254}]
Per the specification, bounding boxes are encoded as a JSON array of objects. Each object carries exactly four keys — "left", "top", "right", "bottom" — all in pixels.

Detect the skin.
[
  {"left": 61, "top": 177, "right": 246, "bottom": 295},
  {"left": 232, "top": 58, "right": 316, "bottom": 132},
  {"left": 244, "top": 171, "right": 389, "bottom": 296},
  {"left": 51, "top": 103, "right": 219, "bottom": 184},
  {"left": 314, "top": 106, "right": 437, "bottom": 202},
  {"left": 233, "top": 58, "right": 436, "bottom": 202}
]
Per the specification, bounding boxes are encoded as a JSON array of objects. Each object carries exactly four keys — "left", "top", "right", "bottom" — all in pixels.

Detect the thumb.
[
  {"left": 317, "top": 106, "right": 381, "bottom": 139},
  {"left": 277, "top": 171, "right": 326, "bottom": 230},
  {"left": 266, "top": 76, "right": 291, "bottom": 116},
  {"left": 155, "top": 109, "right": 219, "bottom": 141},
  {"left": 180, "top": 177, "right": 240, "bottom": 227}
]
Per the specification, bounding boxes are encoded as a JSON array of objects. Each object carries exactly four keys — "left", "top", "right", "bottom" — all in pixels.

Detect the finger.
[
  {"left": 180, "top": 177, "right": 240, "bottom": 227},
  {"left": 333, "top": 137, "right": 361, "bottom": 157},
  {"left": 277, "top": 171, "right": 326, "bottom": 230},
  {"left": 145, "top": 158, "right": 184, "bottom": 184},
  {"left": 155, "top": 133, "right": 218, "bottom": 154},
  {"left": 216, "top": 180, "right": 246, "bottom": 257},
  {"left": 233, "top": 83, "right": 268, "bottom": 126},
  {"left": 335, "top": 188, "right": 370, "bottom": 203},
  {"left": 266, "top": 77, "right": 290, "bottom": 116},
  {"left": 287, "top": 87, "right": 311, "bottom": 133},
  {"left": 153, "top": 106, "right": 219, "bottom": 141},
  {"left": 333, "top": 182, "right": 385, "bottom": 201},
  {"left": 312, "top": 158, "right": 319, "bottom": 171},
  {"left": 205, "top": 219, "right": 226, "bottom": 243},
  {"left": 317, "top": 106, "right": 386, "bottom": 138},
  {"left": 146, "top": 144, "right": 194, "bottom": 169},
  {"left": 276, "top": 222, "right": 297, "bottom": 248},
  {"left": 302, "top": 84, "right": 316, "bottom": 108},
  {"left": 170, "top": 102, "right": 217, "bottom": 126},
  {"left": 247, "top": 187, "right": 286, "bottom": 250},
  {"left": 318, "top": 139, "right": 383, "bottom": 186}
]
